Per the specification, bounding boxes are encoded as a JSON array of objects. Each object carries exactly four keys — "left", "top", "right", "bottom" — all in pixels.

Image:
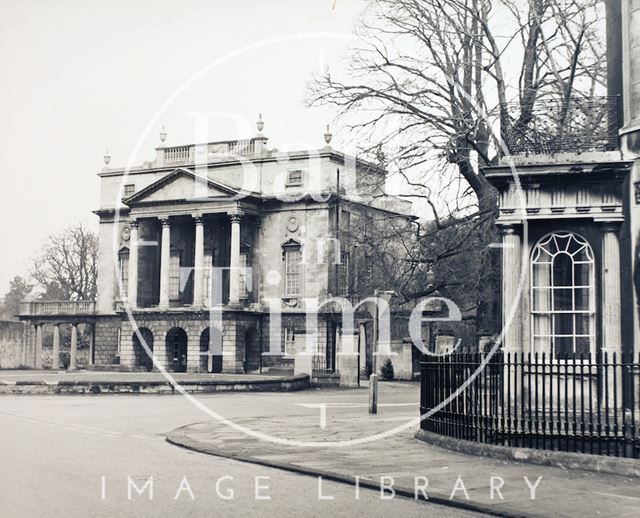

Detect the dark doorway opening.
[
  {"left": 132, "top": 328, "right": 154, "bottom": 371},
  {"left": 166, "top": 327, "right": 188, "bottom": 372}
]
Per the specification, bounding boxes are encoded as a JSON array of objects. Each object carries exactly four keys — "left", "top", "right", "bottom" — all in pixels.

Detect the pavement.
[
  {"left": 165, "top": 382, "right": 640, "bottom": 518},
  {"left": 0, "top": 388, "right": 480, "bottom": 518}
]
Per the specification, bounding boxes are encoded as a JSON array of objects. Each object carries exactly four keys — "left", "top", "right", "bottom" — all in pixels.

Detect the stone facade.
[{"left": 85, "top": 122, "right": 413, "bottom": 373}]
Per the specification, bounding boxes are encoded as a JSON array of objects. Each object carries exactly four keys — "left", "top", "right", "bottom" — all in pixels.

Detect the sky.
[{"left": 0, "top": 0, "right": 367, "bottom": 294}]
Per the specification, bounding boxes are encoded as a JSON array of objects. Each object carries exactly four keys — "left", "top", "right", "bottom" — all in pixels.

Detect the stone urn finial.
[
  {"left": 159, "top": 124, "right": 167, "bottom": 144},
  {"left": 324, "top": 124, "right": 332, "bottom": 146},
  {"left": 257, "top": 113, "right": 264, "bottom": 133},
  {"left": 103, "top": 147, "right": 111, "bottom": 165}
]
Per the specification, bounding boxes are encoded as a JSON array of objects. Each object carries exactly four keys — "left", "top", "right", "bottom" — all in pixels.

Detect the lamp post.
[{"left": 369, "top": 289, "right": 395, "bottom": 414}]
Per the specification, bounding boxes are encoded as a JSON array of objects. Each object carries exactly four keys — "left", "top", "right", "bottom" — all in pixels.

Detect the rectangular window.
[
  {"left": 286, "top": 170, "right": 303, "bottom": 187},
  {"left": 284, "top": 328, "right": 296, "bottom": 357},
  {"left": 119, "top": 254, "right": 129, "bottom": 298},
  {"left": 123, "top": 184, "right": 135, "bottom": 198},
  {"left": 169, "top": 252, "right": 181, "bottom": 300},
  {"left": 339, "top": 251, "right": 350, "bottom": 296},
  {"left": 285, "top": 248, "right": 301, "bottom": 296}
]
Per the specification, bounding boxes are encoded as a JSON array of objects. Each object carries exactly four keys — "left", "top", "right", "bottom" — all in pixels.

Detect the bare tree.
[
  {"left": 32, "top": 223, "right": 98, "bottom": 301},
  {"left": 308, "top": 0, "right": 606, "bottom": 215},
  {"left": 309, "top": 0, "right": 605, "bottom": 328}
]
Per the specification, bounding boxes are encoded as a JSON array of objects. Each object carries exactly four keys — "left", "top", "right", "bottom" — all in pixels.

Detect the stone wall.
[
  {"left": 94, "top": 316, "right": 122, "bottom": 366},
  {"left": 0, "top": 321, "right": 25, "bottom": 368}
]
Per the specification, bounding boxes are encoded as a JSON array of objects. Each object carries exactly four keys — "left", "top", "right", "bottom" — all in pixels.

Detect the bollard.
[{"left": 368, "top": 373, "right": 378, "bottom": 414}]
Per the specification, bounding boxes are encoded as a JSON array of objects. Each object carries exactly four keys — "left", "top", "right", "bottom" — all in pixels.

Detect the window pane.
[
  {"left": 533, "top": 314, "right": 552, "bottom": 335},
  {"left": 575, "top": 337, "right": 591, "bottom": 357},
  {"left": 575, "top": 314, "right": 592, "bottom": 335},
  {"left": 532, "top": 263, "right": 551, "bottom": 287},
  {"left": 554, "top": 336, "right": 573, "bottom": 358},
  {"left": 552, "top": 254, "right": 573, "bottom": 286},
  {"left": 554, "top": 234, "right": 570, "bottom": 253},
  {"left": 553, "top": 313, "right": 574, "bottom": 336},
  {"left": 532, "top": 287, "right": 551, "bottom": 311},
  {"left": 552, "top": 288, "right": 573, "bottom": 310},
  {"left": 574, "top": 288, "right": 590, "bottom": 310},
  {"left": 573, "top": 263, "right": 591, "bottom": 287}
]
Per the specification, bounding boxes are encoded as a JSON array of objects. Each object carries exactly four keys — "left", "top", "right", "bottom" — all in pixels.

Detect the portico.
[
  {"left": 124, "top": 210, "right": 253, "bottom": 311},
  {"left": 120, "top": 168, "right": 261, "bottom": 311}
]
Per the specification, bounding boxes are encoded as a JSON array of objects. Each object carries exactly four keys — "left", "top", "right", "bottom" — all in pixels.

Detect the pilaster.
[{"left": 500, "top": 224, "right": 524, "bottom": 352}]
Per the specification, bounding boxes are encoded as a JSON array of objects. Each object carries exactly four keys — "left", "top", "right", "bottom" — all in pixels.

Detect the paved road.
[{"left": 0, "top": 385, "right": 484, "bottom": 517}]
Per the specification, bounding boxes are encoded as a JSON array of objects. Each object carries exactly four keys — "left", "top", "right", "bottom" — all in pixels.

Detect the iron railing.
[
  {"left": 501, "top": 95, "right": 620, "bottom": 155},
  {"left": 312, "top": 353, "right": 335, "bottom": 374},
  {"left": 420, "top": 351, "right": 640, "bottom": 459}
]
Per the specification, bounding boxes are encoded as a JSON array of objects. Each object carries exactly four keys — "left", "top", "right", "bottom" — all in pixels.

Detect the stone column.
[
  {"left": 500, "top": 224, "right": 523, "bottom": 352},
  {"left": 69, "top": 323, "right": 78, "bottom": 371},
  {"left": 500, "top": 224, "right": 524, "bottom": 409},
  {"left": 52, "top": 323, "right": 61, "bottom": 370},
  {"left": 228, "top": 211, "right": 243, "bottom": 305},
  {"left": 127, "top": 220, "right": 139, "bottom": 307},
  {"left": 88, "top": 323, "right": 94, "bottom": 366},
  {"left": 21, "top": 322, "right": 27, "bottom": 367},
  {"left": 601, "top": 223, "right": 622, "bottom": 411},
  {"left": 601, "top": 223, "right": 622, "bottom": 355},
  {"left": 193, "top": 214, "right": 205, "bottom": 307},
  {"left": 159, "top": 217, "right": 171, "bottom": 308},
  {"left": 34, "top": 324, "right": 43, "bottom": 369}
]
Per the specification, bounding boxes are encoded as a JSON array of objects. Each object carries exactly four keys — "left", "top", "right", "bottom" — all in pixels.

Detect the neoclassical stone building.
[{"left": 70, "top": 120, "right": 411, "bottom": 373}]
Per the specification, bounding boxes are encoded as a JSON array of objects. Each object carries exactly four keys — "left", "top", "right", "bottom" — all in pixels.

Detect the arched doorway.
[
  {"left": 132, "top": 328, "right": 154, "bottom": 371},
  {"left": 244, "top": 327, "right": 260, "bottom": 373},
  {"left": 166, "top": 328, "right": 188, "bottom": 372},
  {"left": 200, "top": 327, "right": 223, "bottom": 373}
]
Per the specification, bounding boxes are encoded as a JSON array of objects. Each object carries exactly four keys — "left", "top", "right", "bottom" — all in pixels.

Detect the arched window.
[{"left": 531, "top": 232, "right": 595, "bottom": 358}]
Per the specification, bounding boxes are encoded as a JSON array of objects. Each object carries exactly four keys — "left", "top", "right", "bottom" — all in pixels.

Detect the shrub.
[{"left": 380, "top": 358, "right": 394, "bottom": 380}]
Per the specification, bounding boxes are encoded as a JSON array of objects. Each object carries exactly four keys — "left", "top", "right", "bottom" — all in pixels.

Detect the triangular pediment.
[{"left": 124, "top": 168, "right": 249, "bottom": 205}]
